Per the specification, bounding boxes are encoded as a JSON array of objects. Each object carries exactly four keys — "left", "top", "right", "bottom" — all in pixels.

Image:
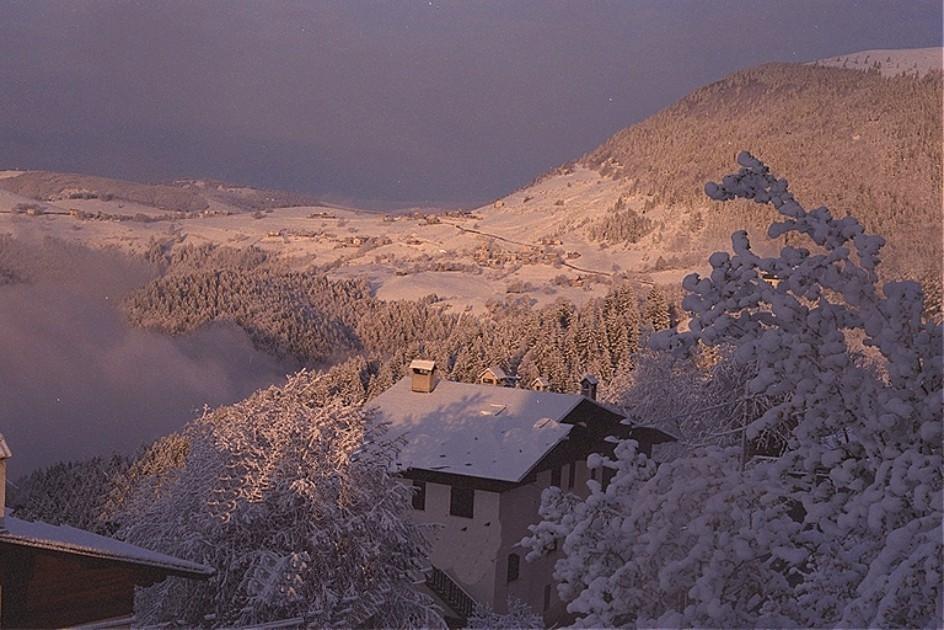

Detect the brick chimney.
[
  {"left": 409, "top": 359, "right": 439, "bottom": 393},
  {"left": 0, "top": 434, "right": 11, "bottom": 530}
]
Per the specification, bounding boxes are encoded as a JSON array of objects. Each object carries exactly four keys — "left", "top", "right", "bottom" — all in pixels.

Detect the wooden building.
[
  {"left": 478, "top": 366, "right": 518, "bottom": 388},
  {"left": 0, "top": 435, "right": 213, "bottom": 627}
]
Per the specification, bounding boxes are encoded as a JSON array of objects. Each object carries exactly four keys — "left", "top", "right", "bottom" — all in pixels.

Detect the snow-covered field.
[{"left": 0, "top": 165, "right": 710, "bottom": 312}]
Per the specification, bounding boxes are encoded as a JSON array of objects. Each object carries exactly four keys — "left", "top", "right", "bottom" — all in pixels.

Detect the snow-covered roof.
[
  {"left": 0, "top": 510, "right": 213, "bottom": 578},
  {"left": 479, "top": 366, "right": 508, "bottom": 380},
  {"left": 370, "top": 377, "right": 585, "bottom": 482},
  {"left": 580, "top": 374, "right": 599, "bottom": 385}
]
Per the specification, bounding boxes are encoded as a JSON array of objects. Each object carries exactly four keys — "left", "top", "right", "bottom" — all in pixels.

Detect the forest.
[{"left": 582, "top": 63, "right": 943, "bottom": 290}]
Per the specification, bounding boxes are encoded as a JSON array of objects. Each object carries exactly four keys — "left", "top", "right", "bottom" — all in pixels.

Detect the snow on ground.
[
  {"left": 0, "top": 165, "right": 711, "bottom": 310},
  {"left": 810, "top": 47, "right": 943, "bottom": 77}
]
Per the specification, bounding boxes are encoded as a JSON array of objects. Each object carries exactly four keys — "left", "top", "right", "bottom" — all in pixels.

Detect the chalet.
[
  {"left": 0, "top": 435, "right": 213, "bottom": 628},
  {"left": 478, "top": 366, "right": 518, "bottom": 388},
  {"left": 371, "top": 360, "right": 675, "bottom": 626}
]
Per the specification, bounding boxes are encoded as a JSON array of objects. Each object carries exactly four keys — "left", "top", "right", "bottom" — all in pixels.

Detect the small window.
[
  {"left": 506, "top": 553, "right": 520, "bottom": 583},
  {"left": 543, "top": 584, "right": 552, "bottom": 611},
  {"left": 550, "top": 466, "right": 561, "bottom": 488},
  {"left": 450, "top": 486, "right": 474, "bottom": 518},
  {"left": 567, "top": 462, "right": 576, "bottom": 489},
  {"left": 412, "top": 480, "right": 426, "bottom": 510}
]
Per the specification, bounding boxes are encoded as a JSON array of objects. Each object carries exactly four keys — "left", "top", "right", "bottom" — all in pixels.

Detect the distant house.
[
  {"left": 371, "top": 361, "right": 675, "bottom": 626},
  {"left": 0, "top": 436, "right": 213, "bottom": 628},
  {"left": 478, "top": 366, "right": 518, "bottom": 388}
]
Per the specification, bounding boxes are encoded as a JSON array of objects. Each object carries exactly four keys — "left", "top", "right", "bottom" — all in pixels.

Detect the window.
[
  {"left": 589, "top": 467, "right": 597, "bottom": 481},
  {"left": 506, "top": 553, "right": 520, "bottom": 583},
  {"left": 411, "top": 480, "right": 426, "bottom": 510},
  {"left": 550, "top": 466, "right": 561, "bottom": 488},
  {"left": 543, "top": 584, "right": 552, "bottom": 611},
  {"left": 567, "top": 462, "right": 576, "bottom": 489},
  {"left": 449, "top": 486, "right": 474, "bottom": 518}
]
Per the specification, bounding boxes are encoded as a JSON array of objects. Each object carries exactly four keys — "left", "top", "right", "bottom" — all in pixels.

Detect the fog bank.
[{"left": 0, "top": 239, "right": 291, "bottom": 476}]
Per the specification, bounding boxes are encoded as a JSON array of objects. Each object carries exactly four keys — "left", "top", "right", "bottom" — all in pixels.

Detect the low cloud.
[{"left": 0, "top": 239, "right": 291, "bottom": 476}]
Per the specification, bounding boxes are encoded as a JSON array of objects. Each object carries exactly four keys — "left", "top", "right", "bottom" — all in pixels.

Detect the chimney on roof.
[
  {"left": 579, "top": 374, "right": 598, "bottom": 400},
  {"left": 0, "top": 434, "right": 11, "bottom": 529},
  {"left": 409, "top": 359, "right": 439, "bottom": 393}
]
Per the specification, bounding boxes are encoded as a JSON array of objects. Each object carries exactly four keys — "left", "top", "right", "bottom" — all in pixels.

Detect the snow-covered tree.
[
  {"left": 466, "top": 598, "right": 544, "bottom": 629},
  {"left": 525, "top": 152, "right": 942, "bottom": 628},
  {"left": 115, "top": 370, "right": 444, "bottom": 628},
  {"left": 643, "top": 285, "right": 671, "bottom": 332}
]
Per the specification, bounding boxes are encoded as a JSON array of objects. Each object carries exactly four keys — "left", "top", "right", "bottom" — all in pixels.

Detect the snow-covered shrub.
[
  {"left": 525, "top": 441, "right": 799, "bottom": 627},
  {"left": 525, "top": 153, "right": 942, "bottom": 628},
  {"left": 115, "top": 370, "right": 443, "bottom": 628},
  {"left": 466, "top": 597, "right": 543, "bottom": 629}
]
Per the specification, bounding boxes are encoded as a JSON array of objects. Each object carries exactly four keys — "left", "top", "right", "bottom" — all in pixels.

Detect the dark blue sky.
[{"left": 1, "top": 1, "right": 940, "bottom": 206}]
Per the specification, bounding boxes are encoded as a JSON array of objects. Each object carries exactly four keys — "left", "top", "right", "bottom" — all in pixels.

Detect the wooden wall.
[{"left": 0, "top": 543, "right": 157, "bottom": 628}]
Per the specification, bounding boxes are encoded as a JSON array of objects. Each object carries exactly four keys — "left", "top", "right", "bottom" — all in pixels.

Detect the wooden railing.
[{"left": 426, "top": 565, "right": 477, "bottom": 621}]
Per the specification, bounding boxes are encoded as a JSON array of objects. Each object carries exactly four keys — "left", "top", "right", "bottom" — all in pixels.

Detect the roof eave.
[{"left": 0, "top": 534, "right": 215, "bottom": 580}]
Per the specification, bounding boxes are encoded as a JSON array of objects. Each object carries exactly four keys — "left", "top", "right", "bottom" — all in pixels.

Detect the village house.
[
  {"left": 0, "top": 436, "right": 213, "bottom": 628},
  {"left": 371, "top": 360, "right": 675, "bottom": 626},
  {"left": 478, "top": 366, "right": 518, "bottom": 388}
]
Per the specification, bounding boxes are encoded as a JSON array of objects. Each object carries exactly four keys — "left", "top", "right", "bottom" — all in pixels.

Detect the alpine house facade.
[{"left": 370, "top": 360, "right": 674, "bottom": 626}]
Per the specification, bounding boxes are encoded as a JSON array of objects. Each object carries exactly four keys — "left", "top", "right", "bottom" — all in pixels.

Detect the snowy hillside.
[{"left": 810, "top": 47, "right": 943, "bottom": 76}]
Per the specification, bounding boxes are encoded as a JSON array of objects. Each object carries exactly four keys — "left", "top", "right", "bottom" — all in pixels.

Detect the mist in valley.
[{"left": 0, "top": 238, "right": 292, "bottom": 477}]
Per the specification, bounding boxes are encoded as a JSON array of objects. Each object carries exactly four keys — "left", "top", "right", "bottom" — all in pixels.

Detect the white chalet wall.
[
  {"left": 404, "top": 458, "right": 597, "bottom": 624},
  {"left": 407, "top": 480, "right": 503, "bottom": 606}
]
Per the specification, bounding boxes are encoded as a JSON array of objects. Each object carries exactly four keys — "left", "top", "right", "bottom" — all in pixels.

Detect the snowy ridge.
[{"left": 810, "top": 47, "right": 943, "bottom": 77}]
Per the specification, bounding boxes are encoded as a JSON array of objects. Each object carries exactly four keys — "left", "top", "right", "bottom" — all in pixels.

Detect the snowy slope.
[{"left": 810, "top": 47, "right": 942, "bottom": 76}]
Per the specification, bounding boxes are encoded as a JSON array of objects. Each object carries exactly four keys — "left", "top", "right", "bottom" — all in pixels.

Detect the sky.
[{"left": 1, "top": 1, "right": 941, "bottom": 207}]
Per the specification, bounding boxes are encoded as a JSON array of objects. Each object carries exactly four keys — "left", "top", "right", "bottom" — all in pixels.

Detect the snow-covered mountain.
[
  {"left": 487, "top": 50, "right": 942, "bottom": 288},
  {"left": 2, "top": 50, "right": 940, "bottom": 313},
  {"left": 810, "top": 46, "right": 942, "bottom": 77}
]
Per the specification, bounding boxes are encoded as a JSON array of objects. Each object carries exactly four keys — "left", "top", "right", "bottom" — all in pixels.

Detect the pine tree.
[{"left": 644, "top": 285, "right": 671, "bottom": 332}]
